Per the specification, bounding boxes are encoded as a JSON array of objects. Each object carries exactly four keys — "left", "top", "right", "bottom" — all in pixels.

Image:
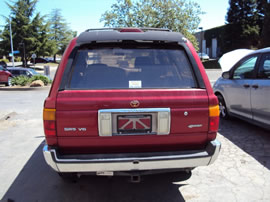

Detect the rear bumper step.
[{"left": 43, "top": 140, "right": 221, "bottom": 173}]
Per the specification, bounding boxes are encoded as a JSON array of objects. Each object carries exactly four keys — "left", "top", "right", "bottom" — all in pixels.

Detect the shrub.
[
  {"left": 11, "top": 76, "right": 30, "bottom": 86},
  {"left": 0, "top": 59, "right": 9, "bottom": 64},
  {"left": 29, "top": 75, "right": 51, "bottom": 86},
  {"left": 10, "top": 74, "right": 52, "bottom": 86},
  {"left": 14, "top": 57, "right": 21, "bottom": 62}
]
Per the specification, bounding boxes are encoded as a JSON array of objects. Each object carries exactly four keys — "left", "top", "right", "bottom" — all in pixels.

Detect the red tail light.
[
  {"left": 208, "top": 105, "right": 220, "bottom": 140},
  {"left": 43, "top": 108, "right": 56, "bottom": 136},
  {"left": 120, "top": 28, "right": 143, "bottom": 32},
  {"left": 44, "top": 120, "right": 56, "bottom": 136},
  {"left": 209, "top": 116, "right": 219, "bottom": 132}
]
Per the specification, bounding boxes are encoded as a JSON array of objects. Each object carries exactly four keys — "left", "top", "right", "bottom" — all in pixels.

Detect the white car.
[
  {"left": 218, "top": 49, "right": 254, "bottom": 72},
  {"left": 198, "top": 53, "right": 210, "bottom": 60}
]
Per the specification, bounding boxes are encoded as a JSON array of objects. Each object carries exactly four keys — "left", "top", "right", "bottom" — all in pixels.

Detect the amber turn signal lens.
[
  {"left": 209, "top": 105, "right": 220, "bottom": 117},
  {"left": 43, "top": 108, "right": 56, "bottom": 121},
  {"left": 43, "top": 108, "right": 56, "bottom": 136},
  {"left": 208, "top": 105, "right": 220, "bottom": 138}
]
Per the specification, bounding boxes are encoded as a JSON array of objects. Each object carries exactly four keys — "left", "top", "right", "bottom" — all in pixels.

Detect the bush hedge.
[
  {"left": 0, "top": 59, "right": 9, "bottom": 64},
  {"left": 29, "top": 75, "right": 51, "bottom": 85},
  {"left": 11, "top": 76, "right": 29, "bottom": 86},
  {"left": 11, "top": 75, "right": 52, "bottom": 86},
  {"left": 14, "top": 57, "right": 21, "bottom": 62}
]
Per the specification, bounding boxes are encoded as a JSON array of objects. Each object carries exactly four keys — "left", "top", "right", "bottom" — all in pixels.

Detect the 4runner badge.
[{"left": 130, "top": 100, "right": 140, "bottom": 108}]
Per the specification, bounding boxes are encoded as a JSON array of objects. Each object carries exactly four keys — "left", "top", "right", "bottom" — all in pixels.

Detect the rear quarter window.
[{"left": 67, "top": 44, "right": 197, "bottom": 89}]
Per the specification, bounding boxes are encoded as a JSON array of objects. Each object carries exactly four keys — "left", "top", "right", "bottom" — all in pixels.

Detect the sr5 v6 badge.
[{"left": 64, "top": 128, "right": 87, "bottom": 132}]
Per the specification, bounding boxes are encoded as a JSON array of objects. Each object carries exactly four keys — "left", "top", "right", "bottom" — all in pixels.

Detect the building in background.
[{"left": 195, "top": 25, "right": 226, "bottom": 59}]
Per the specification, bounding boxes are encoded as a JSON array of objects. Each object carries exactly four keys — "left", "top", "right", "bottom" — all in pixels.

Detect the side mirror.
[{"left": 222, "top": 71, "right": 230, "bottom": 79}]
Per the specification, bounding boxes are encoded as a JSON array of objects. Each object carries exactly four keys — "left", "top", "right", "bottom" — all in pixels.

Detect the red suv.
[{"left": 43, "top": 28, "right": 220, "bottom": 180}]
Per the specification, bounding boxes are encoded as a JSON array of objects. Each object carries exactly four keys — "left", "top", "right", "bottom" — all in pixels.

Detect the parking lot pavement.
[
  {"left": 1, "top": 74, "right": 270, "bottom": 202},
  {"left": 205, "top": 69, "right": 222, "bottom": 85},
  {"left": 180, "top": 118, "right": 270, "bottom": 201},
  {"left": 0, "top": 89, "right": 49, "bottom": 200}
]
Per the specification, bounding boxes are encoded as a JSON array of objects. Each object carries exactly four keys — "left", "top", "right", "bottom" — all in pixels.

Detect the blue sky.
[{"left": 0, "top": 0, "right": 229, "bottom": 34}]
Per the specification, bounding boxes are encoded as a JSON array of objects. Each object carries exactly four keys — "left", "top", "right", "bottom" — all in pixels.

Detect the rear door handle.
[
  {"left": 243, "top": 84, "right": 250, "bottom": 88},
  {"left": 252, "top": 84, "right": 259, "bottom": 89}
]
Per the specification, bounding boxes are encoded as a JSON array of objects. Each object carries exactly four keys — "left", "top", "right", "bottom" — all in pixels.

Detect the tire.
[
  {"left": 5, "top": 77, "right": 12, "bottom": 86},
  {"left": 217, "top": 95, "right": 229, "bottom": 119}
]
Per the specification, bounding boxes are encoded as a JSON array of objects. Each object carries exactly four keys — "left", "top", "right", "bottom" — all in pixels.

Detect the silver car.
[{"left": 214, "top": 47, "right": 270, "bottom": 130}]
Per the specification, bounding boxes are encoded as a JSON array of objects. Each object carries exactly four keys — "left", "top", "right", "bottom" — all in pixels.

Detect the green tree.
[
  {"left": 1, "top": 0, "right": 46, "bottom": 66},
  {"left": 259, "top": 0, "right": 270, "bottom": 47},
  {"left": 48, "top": 9, "right": 77, "bottom": 62},
  {"left": 0, "top": 28, "right": 6, "bottom": 58},
  {"left": 30, "top": 13, "right": 50, "bottom": 57},
  {"left": 0, "top": 1, "right": 76, "bottom": 64},
  {"left": 0, "top": 23, "right": 12, "bottom": 59},
  {"left": 100, "top": 0, "right": 203, "bottom": 49},
  {"left": 225, "top": 0, "right": 262, "bottom": 51}
]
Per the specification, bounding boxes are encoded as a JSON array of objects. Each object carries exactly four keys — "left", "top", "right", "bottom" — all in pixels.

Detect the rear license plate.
[
  {"left": 96, "top": 171, "right": 114, "bottom": 176},
  {"left": 117, "top": 115, "right": 152, "bottom": 134}
]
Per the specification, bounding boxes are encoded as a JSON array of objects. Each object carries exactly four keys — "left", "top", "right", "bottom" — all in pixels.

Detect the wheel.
[
  {"left": 5, "top": 77, "right": 12, "bottom": 86},
  {"left": 217, "top": 95, "right": 229, "bottom": 119}
]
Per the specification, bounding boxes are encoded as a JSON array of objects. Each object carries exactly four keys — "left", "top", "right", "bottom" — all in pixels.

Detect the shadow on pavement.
[
  {"left": 1, "top": 142, "right": 189, "bottom": 202},
  {"left": 218, "top": 117, "right": 270, "bottom": 170}
]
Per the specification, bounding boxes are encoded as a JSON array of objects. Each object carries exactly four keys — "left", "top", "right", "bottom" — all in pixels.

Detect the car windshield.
[{"left": 68, "top": 44, "right": 197, "bottom": 89}]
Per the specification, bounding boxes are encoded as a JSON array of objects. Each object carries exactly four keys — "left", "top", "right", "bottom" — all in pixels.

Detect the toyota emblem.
[{"left": 130, "top": 100, "right": 140, "bottom": 108}]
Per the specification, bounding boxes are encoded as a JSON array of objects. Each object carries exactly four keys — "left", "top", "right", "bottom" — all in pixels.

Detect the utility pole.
[
  {"left": 199, "top": 27, "right": 203, "bottom": 60},
  {"left": 9, "top": 16, "right": 15, "bottom": 68}
]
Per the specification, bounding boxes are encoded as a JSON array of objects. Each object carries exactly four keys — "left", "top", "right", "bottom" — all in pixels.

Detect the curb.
[{"left": 0, "top": 86, "right": 50, "bottom": 91}]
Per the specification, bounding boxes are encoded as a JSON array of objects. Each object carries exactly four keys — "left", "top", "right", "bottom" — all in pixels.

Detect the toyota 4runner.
[{"left": 43, "top": 28, "right": 220, "bottom": 180}]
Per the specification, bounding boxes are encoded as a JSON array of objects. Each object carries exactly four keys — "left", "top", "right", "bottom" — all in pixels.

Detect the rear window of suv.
[{"left": 67, "top": 43, "right": 197, "bottom": 89}]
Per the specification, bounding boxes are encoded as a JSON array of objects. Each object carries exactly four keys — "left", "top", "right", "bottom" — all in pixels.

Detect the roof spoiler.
[{"left": 85, "top": 27, "right": 172, "bottom": 32}]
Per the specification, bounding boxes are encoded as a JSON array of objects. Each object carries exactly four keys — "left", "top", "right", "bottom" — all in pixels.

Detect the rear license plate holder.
[{"left": 117, "top": 114, "right": 152, "bottom": 135}]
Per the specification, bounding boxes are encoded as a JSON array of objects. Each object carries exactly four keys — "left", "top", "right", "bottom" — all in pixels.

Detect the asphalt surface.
[{"left": 0, "top": 69, "right": 270, "bottom": 202}]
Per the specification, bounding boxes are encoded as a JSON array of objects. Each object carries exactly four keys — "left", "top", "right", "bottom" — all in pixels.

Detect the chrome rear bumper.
[{"left": 43, "top": 140, "right": 221, "bottom": 173}]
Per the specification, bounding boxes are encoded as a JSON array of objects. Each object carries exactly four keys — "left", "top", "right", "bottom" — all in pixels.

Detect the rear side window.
[
  {"left": 233, "top": 56, "right": 258, "bottom": 79},
  {"left": 10, "top": 70, "right": 20, "bottom": 76},
  {"left": 20, "top": 70, "right": 27, "bottom": 75},
  {"left": 258, "top": 54, "right": 270, "bottom": 79},
  {"left": 68, "top": 45, "right": 197, "bottom": 89}
]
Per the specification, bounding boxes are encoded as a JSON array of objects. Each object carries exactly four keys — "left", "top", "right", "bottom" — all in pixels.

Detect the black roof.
[{"left": 76, "top": 28, "right": 186, "bottom": 46}]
